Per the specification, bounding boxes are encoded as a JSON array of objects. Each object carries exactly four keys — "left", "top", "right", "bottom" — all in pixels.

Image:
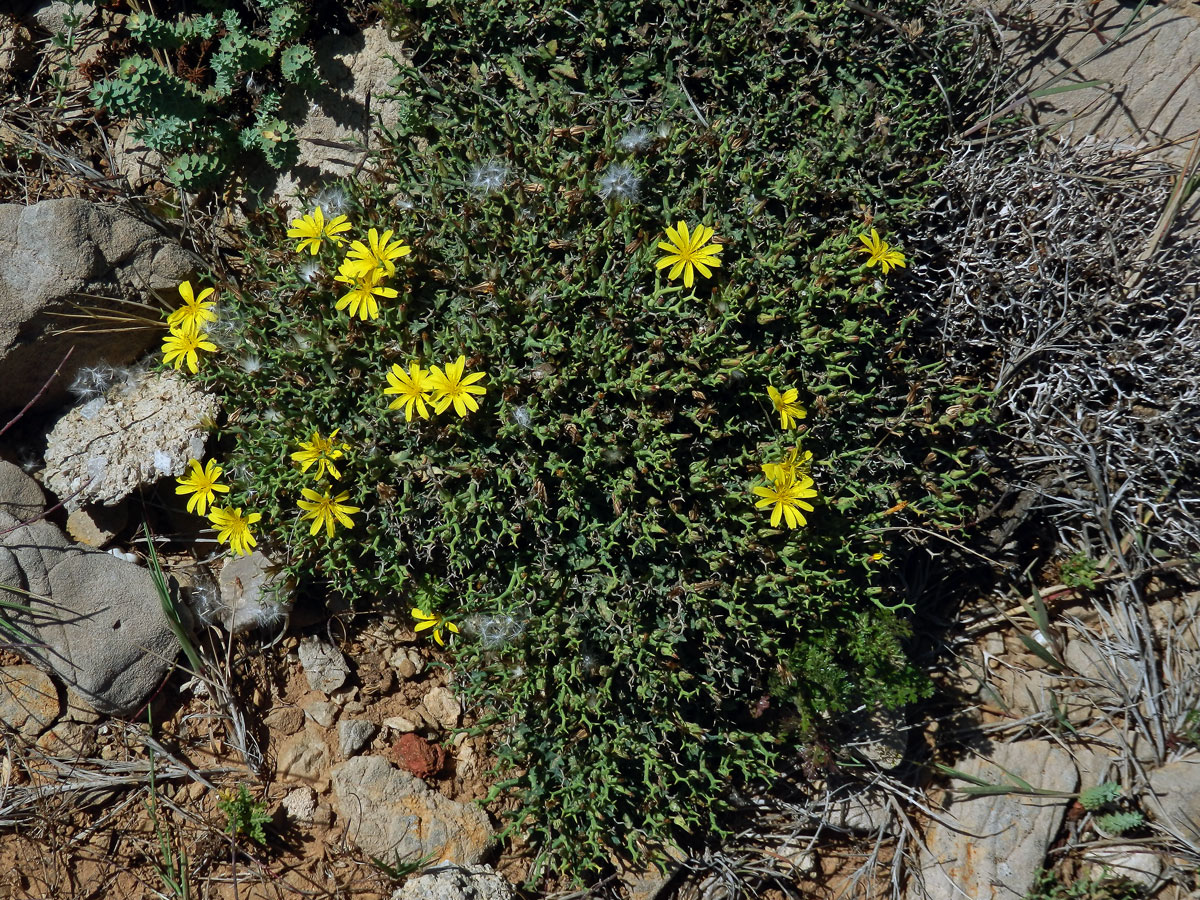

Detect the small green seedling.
[{"left": 217, "top": 784, "right": 271, "bottom": 845}]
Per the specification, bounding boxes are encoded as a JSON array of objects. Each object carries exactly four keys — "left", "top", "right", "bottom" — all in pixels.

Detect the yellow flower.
[
  {"left": 345, "top": 228, "right": 412, "bottom": 278},
  {"left": 384, "top": 362, "right": 434, "bottom": 421},
  {"left": 767, "top": 386, "right": 806, "bottom": 430},
  {"left": 287, "top": 206, "right": 352, "bottom": 255},
  {"left": 655, "top": 221, "right": 723, "bottom": 289},
  {"left": 762, "top": 446, "right": 813, "bottom": 488},
  {"left": 166, "top": 281, "right": 218, "bottom": 333},
  {"left": 752, "top": 473, "right": 818, "bottom": 529},
  {"left": 291, "top": 429, "right": 348, "bottom": 480},
  {"left": 162, "top": 326, "right": 217, "bottom": 374},
  {"left": 208, "top": 506, "right": 262, "bottom": 556},
  {"left": 857, "top": 228, "right": 906, "bottom": 275},
  {"left": 175, "top": 458, "right": 231, "bottom": 516},
  {"left": 411, "top": 608, "right": 460, "bottom": 647},
  {"left": 334, "top": 261, "right": 398, "bottom": 320},
  {"left": 298, "top": 486, "right": 361, "bottom": 539},
  {"left": 428, "top": 355, "right": 487, "bottom": 418}
]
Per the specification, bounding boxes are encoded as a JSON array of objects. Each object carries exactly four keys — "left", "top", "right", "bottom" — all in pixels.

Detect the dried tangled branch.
[{"left": 908, "top": 135, "right": 1200, "bottom": 571}]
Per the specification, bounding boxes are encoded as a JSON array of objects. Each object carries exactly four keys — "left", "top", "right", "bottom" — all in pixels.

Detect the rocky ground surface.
[{"left": 1, "top": 1, "right": 1199, "bottom": 899}]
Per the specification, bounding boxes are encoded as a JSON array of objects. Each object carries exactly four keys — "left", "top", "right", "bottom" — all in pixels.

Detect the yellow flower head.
[
  {"left": 287, "top": 206, "right": 352, "bottom": 255},
  {"left": 655, "top": 221, "right": 723, "bottom": 289},
  {"left": 208, "top": 506, "right": 262, "bottom": 556},
  {"left": 428, "top": 355, "right": 487, "bottom": 418},
  {"left": 162, "top": 326, "right": 217, "bottom": 374},
  {"left": 175, "top": 458, "right": 231, "bottom": 516},
  {"left": 762, "top": 446, "right": 813, "bottom": 489},
  {"left": 411, "top": 607, "right": 460, "bottom": 647},
  {"left": 767, "top": 385, "right": 806, "bottom": 431},
  {"left": 291, "top": 429, "right": 348, "bottom": 480},
  {"left": 334, "top": 260, "right": 398, "bottom": 320},
  {"left": 752, "top": 473, "right": 818, "bottom": 529},
  {"left": 166, "top": 281, "right": 218, "bottom": 333},
  {"left": 384, "top": 362, "right": 434, "bottom": 421},
  {"left": 857, "top": 228, "right": 906, "bottom": 275},
  {"left": 298, "top": 486, "right": 361, "bottom": 539},
  {"left": 345, "top": 227, "right": 412, "bottom": 279}
]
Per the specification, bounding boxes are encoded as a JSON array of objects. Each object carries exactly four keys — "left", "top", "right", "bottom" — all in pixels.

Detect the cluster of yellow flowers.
[
  {"left": 288, "top": 208, "right": 412, "bottom": 321},
  {"left": 384, "top": 357, "right": 486, "bottom": 421},
  {"left": 173, "top": 430, "right": 362, "bottom": 557},
  {"left": 161, "top": 281, "right": 218, "bottom": 374},
  {"left": 290, "top": 429, "right": 362, "bottom": 539},
  {"left": 288, "top": 208, "right": 489, "bottom": 422},
  {"left": 175, "top": 458, "right": 261, "bottom": 556},
  {"left": 172, "top": 200, "right": 905, "bottom": 619},
  {"left": 753, "top": 387, "right": 820, "bottom": 529}
]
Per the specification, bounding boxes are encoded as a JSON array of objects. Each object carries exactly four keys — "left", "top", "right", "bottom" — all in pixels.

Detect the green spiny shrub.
[
  {"left": 1079, "top": 782, "right": 1123, "bottom": 811},
  {"left": 1095, "top": 810, "right": 1145, "bottom": 835},
  {"left": 1079, "top": 782, "right": 1144, "bottom": 836},
  {"left": 1025, "top": 868, "right": 1144, "bottom": 900},
  {"left": 88, "top": 1, "right": 322, "bottom": 190},
  {"left": 187, "top": 0, "right": 990, "bottom": 882}
]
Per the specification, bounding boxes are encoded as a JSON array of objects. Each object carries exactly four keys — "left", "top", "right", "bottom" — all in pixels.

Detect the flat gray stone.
[
  {"left": 338, "top": 718, "right": 376, "bottom": 758},
  {"left": 331, "top": 755, "right": 493, "bottom": 865},
  {"left": 996, "top": 0, "right": 1200, "bottom": 171},
  {"left": 304, "top": 700, "right": 337, "bottom": 729},
  {"left": 1144, "top": 757, "right": 1200, "bottom": 844},
  {"left": 0, "top": 508, "right": 76, "bottom": 597},
  {"left": 390, "top": 864, "right": 516, "bottom": 900},
  {"left": 0, "top": 664, "right": 61, "bottom": 738},
  {"left": 256, "top": 27, "right": 409, "bottom": 208},
  {"left": 298, "top": 637, "right": 350, "bottom": 694},
  {"left": 918, "top": 741, "right": 1078, "bottom": 900},
  {"left": 0, "top": 460, "right": 46, "bottom": 520}
]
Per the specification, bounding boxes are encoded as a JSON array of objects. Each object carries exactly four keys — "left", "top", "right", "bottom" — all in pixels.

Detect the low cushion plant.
[{"left": 174, "top": 0, "right": 988, "bottom": 881}]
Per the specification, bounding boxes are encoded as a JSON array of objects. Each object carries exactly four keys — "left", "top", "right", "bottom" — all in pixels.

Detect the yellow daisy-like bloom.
[
  {"left": 166, "top": 281, "right": 218, "bottom": 333},
  {"left": 857, "top": 228, "right": 906, "bottom": 275},
  {"left": 384, "top": 362, "right": 434, "bottom": 421},
  {"left": 411, "top": 608, "right": 460, "bottom": 647},
  {"left": 175, "top": 458, "right": 231, "bottom": 516},
  {"left": 428, "top": 355, "right": 487, "bottom": 418},
  {"left": 291, "top": 429, "right": 348, "bottom": 480},
  {"left": 345, "top": 228, "right": 412, "bottom": 278},
  {"left": 208, "top": 506, "right": 262, "bottom": 556},
  {"left": 752, "top": 473, "right": 818, "bottom": 529},
  {"left": 297, "top": 486, "right": 361, "bottom": 539},
  {"left": 767, "top": 385, "right": 807, "bottom": 431},
  {"left": 162, "top": 326, "right": 217, "bottom": 374},
  {"left": 334, "top": 261, "right": 398, "bottom": 320},
  {"left": 655, "top": 221, "right": 723, "bottom": 289},
  {"left": 762, "top": 446, "right": 813, "bottom": 488},
  {"left": 287, "top": 206, "right": 352, "bottom": 255}
]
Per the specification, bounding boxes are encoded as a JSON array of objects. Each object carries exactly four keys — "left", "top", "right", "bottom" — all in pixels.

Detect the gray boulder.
[
  {"left": 331, "top": 755, "right": 493, "bottom": 866},
  {"left": 0, "top": 199, "right": 197, "bottom": 412},
  {"left": 918, "top": 740, "right": 1078, "bottom": 900},
  {"left": 1144, "top": 757, "right": 1200, "bottom": 844},
  {"left": 0, "top": 461, "right": 180, "bottom": 716}
]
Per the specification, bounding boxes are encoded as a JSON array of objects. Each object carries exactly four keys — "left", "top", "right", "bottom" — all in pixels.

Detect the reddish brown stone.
[{"left": 391, "top": 733, "right": 445, "bottom": 778}]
